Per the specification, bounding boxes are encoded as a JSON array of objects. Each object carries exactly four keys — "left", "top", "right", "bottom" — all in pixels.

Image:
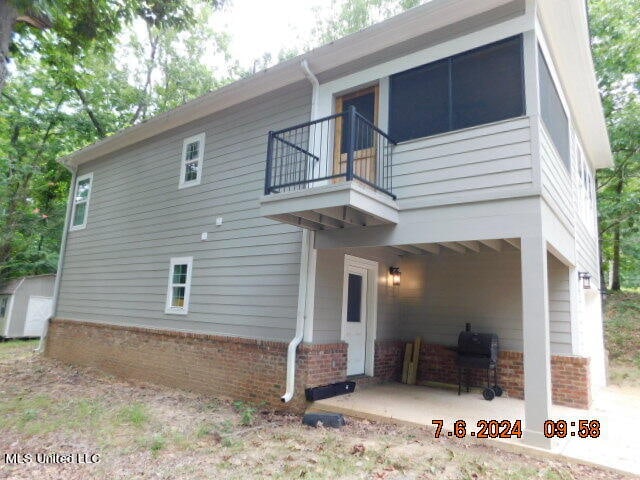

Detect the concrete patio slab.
[{"left": 309, "top": 382, "right": 640, "bottom": 476}]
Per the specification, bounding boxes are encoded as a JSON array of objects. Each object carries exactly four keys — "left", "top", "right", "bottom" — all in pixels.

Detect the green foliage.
[
  {"left": 116, "top": 403, "right": 150, "bottom": 426},
  {"left": 590, "top": 0, "right": 640, "bottom": 289},
  {"left": 232, "top": 400, "right": 261, "bottom": 426},
  {"left": 311, "top": 0, "right": 423, "bottom": 45},
  {"left": 0, "top": 1, "right": 231, "bottom": 282}
]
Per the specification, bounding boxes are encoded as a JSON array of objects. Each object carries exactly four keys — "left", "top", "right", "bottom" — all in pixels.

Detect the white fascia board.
[{"left": 59, "top": 0, "right": 515, "bottom": 168}]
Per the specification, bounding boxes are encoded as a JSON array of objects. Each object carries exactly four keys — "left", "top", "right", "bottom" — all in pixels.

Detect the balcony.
[{"left": 259, "top": 106, "right": 399, "bottom": 230}]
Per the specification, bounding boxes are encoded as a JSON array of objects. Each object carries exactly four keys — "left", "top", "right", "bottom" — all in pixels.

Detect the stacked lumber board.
[{"left": 401, "top": 337, "right": 421, "bottom": 385}]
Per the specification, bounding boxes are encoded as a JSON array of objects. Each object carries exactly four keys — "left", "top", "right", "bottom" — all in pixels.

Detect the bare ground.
[{"left": 0, "top": 340, "right": 636, "bottom": 480}]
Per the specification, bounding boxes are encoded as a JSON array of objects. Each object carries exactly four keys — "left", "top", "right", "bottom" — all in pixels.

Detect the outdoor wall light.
[
  {"left": 578, "top": 271, "right": 592, "bottom": 289},
  {"left": 389, "top": 267, "right": 401, "bottom": 286}
]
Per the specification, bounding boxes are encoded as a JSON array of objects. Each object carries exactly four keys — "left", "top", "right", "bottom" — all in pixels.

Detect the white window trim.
[
  {"left": 69, "top": 172, "right": 93, "bottom": 231},
  {"left": 179, "top": 133, "right": 205, "bottom": 189},
  {"left": 165, "top": 256, "right": 193, "bottom": 315}
]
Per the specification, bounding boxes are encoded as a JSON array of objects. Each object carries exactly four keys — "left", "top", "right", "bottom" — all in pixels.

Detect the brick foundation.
[
  {"left": 551, "top": 355, "right": 591, "bottom": 408},
  {"left": 46, "top": 319, "right": 347, "bottom": 413},
  {"left": 299, "top": 342, "right": 348, "bottom": 388},
  {"left": 413, "top": 342, "right": 590, "bottom": 408},
  {"left": 45, "top": 320, "right": 591, "bottom": 411}
]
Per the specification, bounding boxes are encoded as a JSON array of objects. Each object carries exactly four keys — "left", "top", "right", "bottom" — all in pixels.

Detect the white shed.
[{"left": 0, "top": 275, "right": 56, "bottom": 339}]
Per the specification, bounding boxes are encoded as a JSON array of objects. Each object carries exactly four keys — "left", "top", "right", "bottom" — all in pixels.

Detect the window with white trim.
[
  {"left": 165, "top": 257, "right": 193, "bottom": 314},
  {"left": 179, "top": 133, "right": 205, "bottom": 188},
  {"left": 70, "top": 172, "right": 93, "bottom": 230}
]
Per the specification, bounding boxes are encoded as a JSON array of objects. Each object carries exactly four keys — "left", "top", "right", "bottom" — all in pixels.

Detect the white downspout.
[
  {"left": 37, "top": 162, "right": 76, "bottom": 353},
  {"left": 281, "top": 229, "right": 312, "bottom": 402},
  {"left": 281, "top": 60, "right": 320, "bottom": 403},
  {"left": 301, "top": 59, "right": 320, "bottom": 115}
]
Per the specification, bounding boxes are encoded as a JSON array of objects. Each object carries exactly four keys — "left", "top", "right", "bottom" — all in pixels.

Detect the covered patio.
[
  {"left": 304, "top": 234, "right": 604, "bottom": 449},
  {"left": 308, "top": 382, "right": 639, "bottom": 476}
]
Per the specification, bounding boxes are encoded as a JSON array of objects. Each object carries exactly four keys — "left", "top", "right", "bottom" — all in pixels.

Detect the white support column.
[{"left": 520, "top": 236, "right": 553, "bottom": 449}]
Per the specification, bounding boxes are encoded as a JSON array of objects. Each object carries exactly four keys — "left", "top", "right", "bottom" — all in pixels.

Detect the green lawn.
[{"left": 0, "top": 341, "right": 634, "bottom": 479}]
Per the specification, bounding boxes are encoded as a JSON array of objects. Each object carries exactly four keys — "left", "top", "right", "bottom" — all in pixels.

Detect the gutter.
[
  {"left": 36, "top": 162, "right": 76, "bottom": 353},
  {"left": 281, "top": 61, "right": 320, "bottom": 403}
]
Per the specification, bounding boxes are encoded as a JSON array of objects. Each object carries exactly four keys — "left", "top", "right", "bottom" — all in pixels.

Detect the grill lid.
[{"left": 457, "top": 331, "right": 498, "bottom": 357}]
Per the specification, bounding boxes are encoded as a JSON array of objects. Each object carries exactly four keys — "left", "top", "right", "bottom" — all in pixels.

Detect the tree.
[
  {"left": 589, "top": 0, "right": 640, "bottom": 290},
  {"left": 311, "top": 0, "right": 422, "bottom": 45},
  {"left": 0, "top": 0, "right": 223, "bottom": 92},
  {"left": 0, "top": 1, "right": 231, "bottom": 281}
]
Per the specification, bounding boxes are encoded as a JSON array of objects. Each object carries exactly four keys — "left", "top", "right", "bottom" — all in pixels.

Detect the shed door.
[{"left": 24, "top": 296, "right": 52, "bottom": 337}]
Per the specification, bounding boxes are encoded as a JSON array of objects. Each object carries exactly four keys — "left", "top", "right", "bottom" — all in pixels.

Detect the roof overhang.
[
  {"left": 537, "top": 0, "right": 613, "bottom": 169},
  {"left": 59, "top": 0, "right": 519, "bottom": 167},
  {"left": 60, "top": 0, "right": 612, "bottom": 170}
]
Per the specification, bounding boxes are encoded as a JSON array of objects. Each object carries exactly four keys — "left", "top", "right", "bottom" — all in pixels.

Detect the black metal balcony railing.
[{"left": 264, "top": 106, "right": 397, "bottom": 199}]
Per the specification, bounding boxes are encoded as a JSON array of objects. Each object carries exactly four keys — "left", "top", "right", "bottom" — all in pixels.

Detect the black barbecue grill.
[{"left": 456, "top": 327, "right": 503, "bottom": 401}]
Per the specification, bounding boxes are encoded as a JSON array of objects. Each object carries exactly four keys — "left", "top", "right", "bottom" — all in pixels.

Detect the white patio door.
[{"left": 342, "top": 265, "right": 368, "bottom": 376}]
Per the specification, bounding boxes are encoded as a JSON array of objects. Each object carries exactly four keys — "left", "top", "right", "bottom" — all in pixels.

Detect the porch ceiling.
[{"left": 389, "top": 238, "right": 521, "bottom": 256}]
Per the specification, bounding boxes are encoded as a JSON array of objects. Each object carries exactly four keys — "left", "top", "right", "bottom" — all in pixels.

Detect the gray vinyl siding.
[
  {"left": 547, "top": 254, "right": 572, "bottom": 354},
  {"left": 393, "top": 117, "right": 534, "bottom": 210},
  {"left": 399, "top": 250, "right": 569, "bottom": 354},
  {"left": 313, "top": 247, "right": 571, "bottom": 354},
  {"left": 57, "top": 82, "right": 312, "bottom": 341},
  {"left": 4, "top": 276, "right": 55, "bottom": 338},
  {"left": 540, "top": 121, "right": 574, "bottom": 229}
]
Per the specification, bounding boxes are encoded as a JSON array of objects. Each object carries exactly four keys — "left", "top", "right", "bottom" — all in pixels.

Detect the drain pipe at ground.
[
  {"left": 281, "top": 60, "right": 320, "bottom": 403},
  {"left": 36, "top": 162, "right": 76, "bottom": 353},
  {"left": 281, "top": 229, "right": 312, "bottom": 403}
]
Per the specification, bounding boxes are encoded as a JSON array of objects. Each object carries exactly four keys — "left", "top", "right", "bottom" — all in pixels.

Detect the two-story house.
[{"left": 43, "top": 0, "right": 611, "bottom": 448}]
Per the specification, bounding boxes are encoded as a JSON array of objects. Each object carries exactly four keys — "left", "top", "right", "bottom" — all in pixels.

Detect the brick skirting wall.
[
  {"left": 414, "top": 343, "right": 591, "bottom": 409},
  {"left": 374, "top": 340, "right": 405, "bottom": 382},
  {"left": 45, "top": 320, "right": 591, "bottom": 410},
  {"left": 46, "top": 319, "right": 347, "bottom": 413}
]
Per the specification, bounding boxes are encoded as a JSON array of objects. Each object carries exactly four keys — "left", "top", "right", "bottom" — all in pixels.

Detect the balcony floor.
[{"left": 260, "top": 181, "right": 399, "bottom": 230}]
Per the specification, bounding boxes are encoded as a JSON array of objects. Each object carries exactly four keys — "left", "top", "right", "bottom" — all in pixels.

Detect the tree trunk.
[
  {"left": 0, "top": 0, "right": 18, "bottom": 92},
  {"left": 73, "top": 86, "right": 107, "bottom": 138},
  {"left": 609, "top": 170, "right": 625, "bottom": 291},
  {"left": 610, "top": 224, "right": 621, "bottom": 291}
]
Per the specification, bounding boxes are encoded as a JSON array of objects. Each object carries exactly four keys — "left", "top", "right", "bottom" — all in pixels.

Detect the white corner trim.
[
  {"left": 178, "top": 133, "right": 206, "bottom": 189},
  {"left": 164, "top": 256, "right": 194, "bottom": 315},
  {"left": 3, "top": 295, "right": 16, "bottom": 337},
  {"left": 69, "top": 172, "right": 93, "bottom": 232}
]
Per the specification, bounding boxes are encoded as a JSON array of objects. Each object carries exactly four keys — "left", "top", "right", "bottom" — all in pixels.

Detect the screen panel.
[
  {"left": 389, "top": 59, "right": 450, "bottom": 142},
  {"left": 538, "top": 48, "right": 570, "bottom": 170},
  {"left": 340, "top": 92, "right": 376, "bottom": 153},
  {"left": 451, "top": 36, "right": 524, "bottom": 130},
  {"left": 389, "top": 35, "right": 525, "bottom": 143}
]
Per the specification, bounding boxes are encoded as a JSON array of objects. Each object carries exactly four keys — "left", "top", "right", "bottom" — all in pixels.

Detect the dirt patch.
[{"left": 0, "top": 341, "right": 635, "bottom": 480}]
